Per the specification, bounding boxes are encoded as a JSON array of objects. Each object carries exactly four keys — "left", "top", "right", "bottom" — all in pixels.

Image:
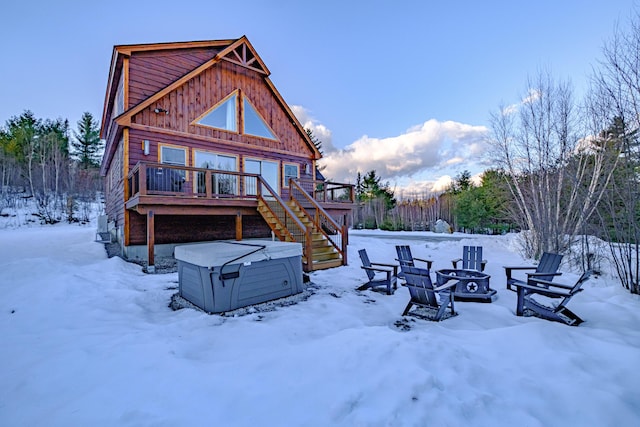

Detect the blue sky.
[{"left": 1, "top": 0, "right": 636, "bottom": 195}]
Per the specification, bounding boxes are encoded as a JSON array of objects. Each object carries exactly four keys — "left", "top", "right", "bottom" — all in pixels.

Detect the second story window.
[
  {"left": 194, "top": 90, "right": 277, "bottom": 140},
  {"left": 196, "top": 91, "right": 238, "bottom": 132}
]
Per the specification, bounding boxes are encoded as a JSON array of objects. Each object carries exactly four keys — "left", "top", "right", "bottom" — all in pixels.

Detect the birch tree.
[
  {"left": 590, "top": 9, "right": 640, "bottom": 293},
  {"left": 488, "top": 71, "right": 618, "bottom": 258}
]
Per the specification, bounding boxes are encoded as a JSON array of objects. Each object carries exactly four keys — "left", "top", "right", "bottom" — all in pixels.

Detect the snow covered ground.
[{"left": 1, "top": 221, "right": 639, "bottom": 426}]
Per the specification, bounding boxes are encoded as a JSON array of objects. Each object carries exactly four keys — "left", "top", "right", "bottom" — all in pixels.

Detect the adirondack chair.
[
  {"left": 503, "top": 252, "right": 564, "bottom": 291},
  {"left": 401, "top": 266, "right": 456, "bottom": 321},
  {"left": 452, "top": 246, "right": 487, "bottom": 272},
  {"left": 357, "top": 249, "right": 398, "bottom": 295},
  {"left": 512, "top": 270, "right": 592, "bottom": 326},
  {"left": 395, "top": 245, "right": 433, "bottom": 274}
]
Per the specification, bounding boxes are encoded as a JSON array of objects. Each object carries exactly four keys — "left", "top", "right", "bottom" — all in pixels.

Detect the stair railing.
[
  {"left": 288, "top": 179, "right": 347, "bottom": 266},
  {"left": 255, "top": 176, "right": 313, "bottom": 271}
]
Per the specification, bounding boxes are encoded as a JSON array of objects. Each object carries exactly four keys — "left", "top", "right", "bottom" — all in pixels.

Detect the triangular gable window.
[
  {"left": 196, "top": 92, "right": 237, "bottom": 132},
  {"left": 243, "top": 98, "right": 276, "bottom": 139}
]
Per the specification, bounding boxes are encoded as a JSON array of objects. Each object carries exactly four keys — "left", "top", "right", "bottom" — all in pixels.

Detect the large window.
[
  {"left": 147, "top": 145, "right": 187, "bottom": 192},
  {"left": 160, "top": 146, "right": 186, "bottom": 166},
  {"left": 243, "top": 98, "right": 276, "bottom": 139},
  {"left": 196, "top": 92, "right": 238, "bottom": 132},
  {"left": 194, "top": 90, "right": 277, "bottom": 140},
  {"left": 245, "top": 158, "right": 279, "bottom": 197},
  {"left": 194, "top": 151, "right": 238, "bottom": 195}
]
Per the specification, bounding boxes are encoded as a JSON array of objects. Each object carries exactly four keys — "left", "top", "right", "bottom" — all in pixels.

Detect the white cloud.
[
  {"left": 290, "top": 108, "right": 490, "bottom": 194},
  {"left": 290, "top": 105, "right": 336, "bottom": 152},
  {"left": 319, "top": 119, "right": 489, "bottom": 185}
]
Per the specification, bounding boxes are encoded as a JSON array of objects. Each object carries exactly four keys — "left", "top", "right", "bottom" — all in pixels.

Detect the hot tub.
[{"left": 175, "top": 240, "right": 304, "bottom": 313}]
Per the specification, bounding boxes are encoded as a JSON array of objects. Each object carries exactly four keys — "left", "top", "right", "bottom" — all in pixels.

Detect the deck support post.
[
  {"left": 147, "top": 210, "right": 155, "bottom": 273},
  {"left": 235, "top": 211, "right": 243, "bottom": 241}
]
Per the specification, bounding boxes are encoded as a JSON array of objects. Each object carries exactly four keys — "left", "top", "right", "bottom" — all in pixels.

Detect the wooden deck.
[{"left": 126, "top": 162, "right": 354, "bottom": 272}]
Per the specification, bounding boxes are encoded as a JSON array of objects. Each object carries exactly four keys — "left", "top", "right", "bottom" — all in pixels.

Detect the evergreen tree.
[
  {"left": 305, "top": 127, "right": 323, "bottom": 155},
  {"left": 361, "top": 170, "right": 396, "bottom": 210},
  {"left": 72, "top": 112, "right": 102, "bottom": 169}
]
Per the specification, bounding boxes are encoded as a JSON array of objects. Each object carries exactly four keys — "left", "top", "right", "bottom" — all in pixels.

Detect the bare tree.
[
  {"left": 590, "top": 10, "right": 640, "bottom": 293},
  {"left": 488, "top": 70, "right": 617, "bottom": 258}
]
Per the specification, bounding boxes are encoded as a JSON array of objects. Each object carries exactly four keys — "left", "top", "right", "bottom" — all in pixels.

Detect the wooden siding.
[
  {"left": 104, "top": 139, "right": 125, "bottom": 231},
  {"left": 130, "top": 61, "right": 309, "bottom": 156},
  {"left": 127, "top": 212, "right": 271, "bottom": 245},
  {"left": 127, "top": 127, "right": 313, "bottom": 182},
  {"left": 128, "top": 47, "right": 220, "bottom": 107}
]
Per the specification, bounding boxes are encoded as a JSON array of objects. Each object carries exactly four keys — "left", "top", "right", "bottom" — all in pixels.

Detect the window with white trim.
[{"left": 283, "top": 163, "right": 299, "bottom": 188}]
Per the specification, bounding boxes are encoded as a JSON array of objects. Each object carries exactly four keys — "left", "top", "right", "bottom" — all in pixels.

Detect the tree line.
[
  {"left": 0, "top": 110, "right": 103, "bottom": 224},
  {"left": 350, "top": 10, "right": 640, "bottom": 294}
]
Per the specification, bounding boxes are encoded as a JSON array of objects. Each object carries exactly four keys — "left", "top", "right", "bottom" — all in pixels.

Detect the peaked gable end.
[{"left": 129, "top": 60, "right": 313, "bottom": 155}]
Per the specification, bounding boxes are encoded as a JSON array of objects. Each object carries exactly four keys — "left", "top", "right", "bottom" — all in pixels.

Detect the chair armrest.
[
  {"left": 361, "top": 265, "right": 393, "bottom": 274},
  {"left": 528, "top": 277, "right": 573, "bottom": 290},
  {"left": 513, "top": 281, "right": 572, "bottom": 297},
  {"left": 504, "top": 265, "right": 535, "bottom": 280},
  {"left": 413, "top": 257, "right": 433, "bottom": 269},
  {"left": 370, "top": 263, "right": 398, "bottom": 276},
  {"left": 527, "top": 272, "right": 562, "bottom": 278},
  {"left": 433, "top": 281, "right": 458, "bottom": 292}
]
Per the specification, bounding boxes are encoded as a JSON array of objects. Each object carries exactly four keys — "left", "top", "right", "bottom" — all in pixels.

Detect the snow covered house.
[{"left": 99, "top": 36, "right": 353, "bottom": 272}]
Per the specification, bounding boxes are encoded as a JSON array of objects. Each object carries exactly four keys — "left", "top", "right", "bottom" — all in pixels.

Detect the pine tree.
[
  {"left": 72, "top": 112, "right": 102, "bottom": 169},
  {"left": 305, "top": 127, "right": 323, "bottom": 155}
]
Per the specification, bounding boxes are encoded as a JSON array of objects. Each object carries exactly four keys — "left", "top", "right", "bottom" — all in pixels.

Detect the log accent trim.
[{"left": 115, "top": 39, "right": 235, "bottom": 56}]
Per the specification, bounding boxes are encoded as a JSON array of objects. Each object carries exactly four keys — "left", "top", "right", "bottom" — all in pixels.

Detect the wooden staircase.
[
  {"left": 286, "top": 200, "right": 343, "bottom": 270},
  {"left": 257, "top": 198, "right": 343, "bottom": 271}
]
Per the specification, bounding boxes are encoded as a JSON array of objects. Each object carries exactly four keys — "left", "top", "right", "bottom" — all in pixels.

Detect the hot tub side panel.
[{"left": 178, "top": 255, "right": 303, "bottom": 313}]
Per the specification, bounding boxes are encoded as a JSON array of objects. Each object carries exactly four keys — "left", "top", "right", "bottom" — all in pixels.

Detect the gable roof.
[{"left": 100, "top": 36, "right": 320, "bottom": 174}]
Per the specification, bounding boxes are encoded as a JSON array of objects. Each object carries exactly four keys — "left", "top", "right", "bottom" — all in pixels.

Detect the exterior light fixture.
[{"left": 154, "top": 108, "right": 169, "bottom": 114}]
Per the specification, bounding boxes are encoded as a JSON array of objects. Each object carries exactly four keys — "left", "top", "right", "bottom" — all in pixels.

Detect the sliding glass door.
[{"left": 245, "top": 158, "right": 278, "bottom": 197}]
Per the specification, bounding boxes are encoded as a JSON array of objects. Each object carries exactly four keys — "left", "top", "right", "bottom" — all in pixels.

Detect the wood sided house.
[{"left": 99, "top": 36, "right": 354, "bottom": 273}]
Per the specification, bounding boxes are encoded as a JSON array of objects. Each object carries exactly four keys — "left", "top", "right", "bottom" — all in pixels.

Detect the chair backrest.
[
  {"left": 402, "top": 266, "right": 438, "bottom": 307},
  {"left": 535, "top": 252, "right": 563, "bottom": 281},
  {"left": 570, "top": 270, "right": 592, "bottom": 293},
  {"left": 461, "top": 246, "right": 483, "bottom": 271},
  {"left": 358, "top": 249, "right": 375, "bottom": 281},
  {"left": 556, "top": 270, "right": 592, "bottom": 310},
  {"left": 395, "top": 245, "right": 414, "bottom": 268}
]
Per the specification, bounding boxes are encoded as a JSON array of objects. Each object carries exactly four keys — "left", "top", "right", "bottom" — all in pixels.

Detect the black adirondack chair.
[
  {"left": 401, "top": 266, "right": 457, "bottom": 321},
  {"left": 395, "top": 245, "right": 433, "bottom": 272},
  {"left": 512, "top": 270, "right": 592, "bottom": 326},
  {"left": 503, "top": 252, "right": 564, "bottom": 291},
  {"left": 357, "top": 249, "right": 398, "bottom": 295},
  {"left": 452, "top": 246, "right": 487, "bottom": 272}
]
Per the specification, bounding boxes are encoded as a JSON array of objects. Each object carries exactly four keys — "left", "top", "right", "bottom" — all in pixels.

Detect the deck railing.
[
  {"left": 294, "top": 178, "right": 355, "bottom": 204},
  {"left": 289, "top": 179, "right": 348, "bottom": 265},
  {"left": 255, "top": 179, "right": 311, "bottom": 265},
  {"left": 127, "top": 162, "right": 315, "bottom": 267},
  {"left": 128, "top": 162, "right": 259, "bottom": 200}
]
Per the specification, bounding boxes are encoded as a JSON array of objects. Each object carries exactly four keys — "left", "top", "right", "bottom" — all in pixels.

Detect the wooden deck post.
[
  {"left": 304, "top": 225, "right": 313, "bottom": 272},
  {"left": 147, "top": 210, "right": 155, "bottom": 273},
  {"left": 342, "top": 224, "right": 348, "bottom": 266},
  {"left": 235, "top": 211, "right": 243, "bottom": 241}
]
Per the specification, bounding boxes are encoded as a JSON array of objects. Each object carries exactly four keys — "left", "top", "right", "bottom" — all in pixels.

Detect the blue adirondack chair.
[
  {"left": 401, "top": 266, "right": 457, "bottom": 321},
  {"left": 504, "top": 252, "right": 563, "bottom": 291},
  {"left": 395, "top": 245, "right": 433, "bottom": 275},
  {"left": 452, "top": 246, "right": 487, "bottom": 272},
  {"left": 357, "top": 249, "right": 398, "bottom": 295},
  {"left": 512, "top": 270, "right": 592, "bottom": 326}
]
